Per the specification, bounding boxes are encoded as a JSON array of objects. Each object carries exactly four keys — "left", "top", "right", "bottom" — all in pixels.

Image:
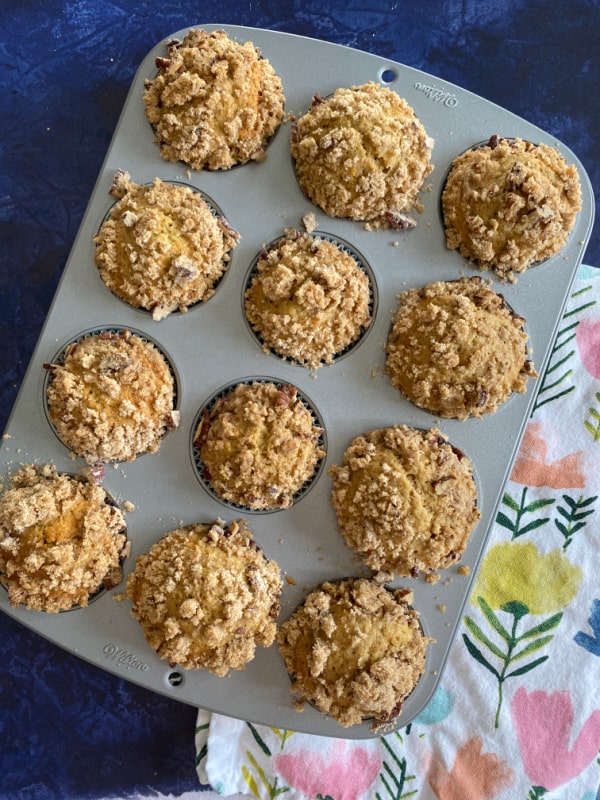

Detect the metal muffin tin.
[{"left": 0, "top": 24, "right": 594, "bottom": 739}]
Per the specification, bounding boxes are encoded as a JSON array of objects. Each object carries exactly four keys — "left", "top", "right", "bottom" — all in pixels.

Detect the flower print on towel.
[
  {"left": 511, "top": 687, "right": 600, "bottom": 792},
  {"left": 574, "top": 598, "right": 600, "bottom": 656},
  {"left": 473, "top": 541, "right": 582, "bottom": 618},
  {"left": 425, "top": 736, "right": 514, "bottom": 800},
  {"left": 510, "top": 421, "right": 587, "bottom": 489},
  {"left": 273, "top": 739, "right": 381, "bottom": 800},
  {"left": 576, "top": 316, "right": 600, "bottom": 378},
  {"left": 463, "top": 541, "right": 582, "bottom": 727}
]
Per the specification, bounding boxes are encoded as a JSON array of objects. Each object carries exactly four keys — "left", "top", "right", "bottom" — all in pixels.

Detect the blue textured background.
[{"left": 1, "top": 1, "right": 598, "bottom": 797}]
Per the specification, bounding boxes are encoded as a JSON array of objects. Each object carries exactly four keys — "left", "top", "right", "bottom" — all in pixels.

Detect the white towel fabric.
[{"left": 194, "top": 264, "right": 600, "bottom": 800}]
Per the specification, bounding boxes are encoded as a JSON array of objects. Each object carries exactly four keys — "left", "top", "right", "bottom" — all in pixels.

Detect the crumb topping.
[
  {"left": 442, "top": 136, "right": 582, "bottom": 280},
  {"left": 125, "top": 519, "right": 282, "bottom": 675},
  {"left": 385, "top": 276, "right": 538, "bottom": 419},
  {"left": 277, "top": 578, "right": 432, "bottom": 729},
  {"left": 46, "top": 329, "right": 178, "bottom": 464},
  {"left": 94, "top": 171, "right": 239, "bottom": 320},
  {"left": 195, "top": 382, "right": 325, "bottom": 510},
  {"left": 144, "top": 28, "right": 285, "bottom": 170},
  {"left": 0, "top": 464, "right": 127, "bottom": 612},
  {"left": 291, "top": 81, "right": 433, "bottom": 226},
  {"left": 245, "top": 229, "right": 372, "bottom": 367},
  {"left": 329, "top": 426, "right": 480, "bottom": 577}
]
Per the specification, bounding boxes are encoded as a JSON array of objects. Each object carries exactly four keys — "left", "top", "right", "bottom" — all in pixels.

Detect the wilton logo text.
[
  {"left": 414, "top": 82, "right": 458, "bottom": 108},
  {"left": 103, "top": 643, "right": 149, "bottom": 671}
]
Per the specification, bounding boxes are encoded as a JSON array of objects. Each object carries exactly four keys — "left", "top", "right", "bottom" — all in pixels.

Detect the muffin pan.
[{"left": 0, "top": 25, "right": 594, "bottom": 738}]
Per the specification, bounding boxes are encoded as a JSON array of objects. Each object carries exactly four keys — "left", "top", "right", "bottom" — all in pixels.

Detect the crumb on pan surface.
[
  {"left": 94, "top": 171, "right": 239, "bottom": 321},
  {"left": 0, "top": 464, "right": 127, "bottom": 613},
  {"left": 143, "top": 28, "right": 285, "bottom": 170},
  {"left": 195, "top": 381, "right": 325, "bottom": 510},
  {"left": 385, "top": 276, "right": 537, "bottom": 419},
  {"left": 277, "top": 577, "right": 432, "bottom": 729},
  {"left": 329, "top": 425, "right": 480, "bottom": 577},
  {"left": 290, "top": 81, "right": 433, "bottom": 227},
  {"left": 442, "top": 135, "right": 582, "bottom": 281},
  {"left": 46, "top": 329, "right": 179, "bottom": 464},
  {"left": 244, "top": 229, "right": 372, "bottom": 367},
  {"left": 124, "top": 519, "right": 282, "bottom": 675}
]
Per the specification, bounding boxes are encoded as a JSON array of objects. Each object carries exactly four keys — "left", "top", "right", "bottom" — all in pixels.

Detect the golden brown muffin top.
[
  {"left": 277, "top": 577, "right": 431, "bottom": 729},
  {"left": 0, "top": 464, "right": 127, "bottom": 612},
  {"left": 144, "top": 28, "right": 285, "bottom": 170},
  {"left": 385, "top": 276, "right": 537, "bottom": 419},
  {"left": 442, "top": 136, "right": 581, "bottom": 280},
  {"left": 245, "top": 229, "right": 372, "bottom": 367},
  {"left": 291, "top": 81, "right": 433, "bottom": 227},
  {"left": 94, "top": 171, "right": 239, "bottom": 320},
  {"left": 125, "top": 519, "right": 282, "bottom": 675},
  {"left": 46, "top": 329, "right": 179, "bottom": 464},
  {"left": 329, "top": 425, "right": 480, "bottom": 577},
  {"left": 195, "top": 381, "right": 325, "bottom": 510}
]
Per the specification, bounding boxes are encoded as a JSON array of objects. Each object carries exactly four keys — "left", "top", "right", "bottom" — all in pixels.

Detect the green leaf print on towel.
[
  {"left": 532, "top": 284, "right": 595, "bottom": 415},
  {"left": 497, "top": 488, "right": 597, "bottom": 549},
  {"left": 496, "top": 487, "right": 554, "bottom": 539},
  {"left": 584, "top": 391, "right": 600, "bottom": 441},
  {"left": 463, "top": 541, "right": 582, "bottom": 727},
  {"left": 555, "top": 494, "right": 598, "bottom": 548},
  {"left": 241, "top": 724, "right": 290, "bottom": 798},
  {"left": 375, "top": 733, "right": 418, "bottom": 799},
  {"left": 242, "top": 749, "right": 289, "bottom": 798}
]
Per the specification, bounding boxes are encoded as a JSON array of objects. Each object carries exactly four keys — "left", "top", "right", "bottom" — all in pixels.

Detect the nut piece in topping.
[
  {"left": 277, "top": 577, "right": 432, "bottom": 730},
  {"left": 143, "top": 28, "right": 285, "bottom": 170},
  {"left": 442, "top": 136, "right": 582, "bottom": 280},
  {"left": 291, "top": 82, "right": 433, "bottom": 227},
  {"left": 195, "top": 381, "right": 325, "bottom": 510},
  {"left": 46, "top": 329, "right": 178, "bottom": 464},
  {"left": 329, "top": 425, "right": 480, "bottom": 577},
  {"left": 0, "top": 463, "right": 127, "bottom": 612},
  {"left": 94, "top": 171, "right": 239, "bottom": 320},
  {"left": 125, "top": 519, "right": 282, "bottom": 675},
  {"left": 385, "top": 276, "right": 537, "bottom": 419},
  {"left": 245, "top": 230, "right": 372, "bottom": 368}
]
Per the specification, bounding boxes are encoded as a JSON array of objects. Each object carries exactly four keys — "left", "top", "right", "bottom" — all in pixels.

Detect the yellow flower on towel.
[
  {"left": 464, "top": 541, "right": 582, "bottom": 727},
  {"left": 471, "top": 541, "right": 582, "bottom": 614}
]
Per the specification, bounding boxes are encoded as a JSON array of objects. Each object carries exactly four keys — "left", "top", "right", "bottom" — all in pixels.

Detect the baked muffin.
[
  {"left": 291, "top": 81, "right": 433, "bottom": 228},
  {"left": 94, "top": 171, "right": 239, "bottom": 320},
  {"left": 125, "top": 519, "right": 282, "bottom": 675},
  {"left": 442, "top": 135, "right": 582, "bottom": 280},
  {"left": 329, "top": 426, "right": 480, "bottom": 577},
  {"left": 46, "top": 329, "right": 179, "bottom": 464},
  {"left": 143, "top": 28, "right": 285, "bottom": 170},
  {"left": 385, "top": 276, "right": 537, "bottom": 419},
  {"left": 0, "top": 464, "right": 127, "bottom": 612},
  {"left": 194, "top": 381, "right": 325, "bottom": 510},
  {"left": 244, "top": 229, "right": 372, "bottom": 367},
  {"left": 277, "top": 578, "right": 431, "bottom": 729}
]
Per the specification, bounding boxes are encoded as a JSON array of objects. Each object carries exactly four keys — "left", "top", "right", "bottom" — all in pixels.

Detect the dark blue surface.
[{"left": 1, "top": 1, "right": 598, "bottom": 797}]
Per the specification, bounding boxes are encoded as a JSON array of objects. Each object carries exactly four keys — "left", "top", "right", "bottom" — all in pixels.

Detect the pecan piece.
[{"left": 386, "top": 211, "right": 417, "bottom": 230}]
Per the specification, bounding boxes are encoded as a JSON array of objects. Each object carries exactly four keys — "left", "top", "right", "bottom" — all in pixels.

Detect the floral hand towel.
[{"left": 195, "top": 264, "right": 600, "bottom": 800}]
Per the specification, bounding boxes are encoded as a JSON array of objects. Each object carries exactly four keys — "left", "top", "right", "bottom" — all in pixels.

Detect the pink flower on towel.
[
  {"left": 510, "top": 687, "right": 600, "bottom": 790},
  {"left": 426, "top": 736, "right": 514, "bottom": 800},
  {"left": 274, "top": 739, "right": 381, "bottom": 800},
  {"left": 576, "top": 317, "right": 600, "bottom": 378},
  {"left": 510, "top": 422, "right": 586, "bottom": 489}
]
